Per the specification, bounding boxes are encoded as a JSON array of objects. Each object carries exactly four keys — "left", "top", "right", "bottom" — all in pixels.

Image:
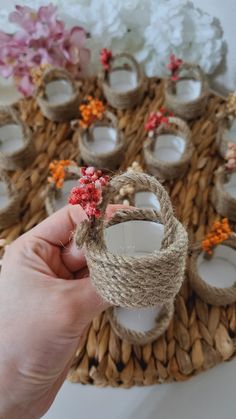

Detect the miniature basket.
[
  {"left": 36, "top": 67, "right": 81, "bottom": 122},
  {"left": 100, "top": 53, "right": 144, "bottom": 110},
  {"left": 45, "top": 165, "right": 80, "bottom": 215},
  {"left": 143, "top": 116, "right": 194, "bottom": 181},
  {"left": 164, "top": 63, "right": 209, "bottom": 120},
  {"left": 211, "top": 166, "right": 236, "bottom": 222},
  {"left": 75, "top": 172, "right": 188, "bottom": 309},
  {"left": 0, "top": 107, "right": 35, "bottom": 171},
  {"left": 0, "top": 171, "right": 23, "bottom": 228},
  {"left": 188, "top": 236, "right": 236, "bottom": 306},
  {"left": 216, "top": 116, "right": 235, "bottom": 158},
  {"left": 78, "top": 111, "right": 126, "bottom": 170}
]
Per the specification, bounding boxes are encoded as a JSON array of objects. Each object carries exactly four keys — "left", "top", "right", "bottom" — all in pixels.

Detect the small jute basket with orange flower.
[
  {"left": 45, "top": 160, "right": 80, "bottom": 215},
  {"left": 216, "top": 92, "right": 236, "bottom": 158},
  {"left": 100, "top": 51, "right": 145, "bottom": 110},
  {"left": 36, "top": 67, "right": 82, "bottom": 122},
  {"left": 143, "top": 114, "right": 194, "bottom": 181},
  {"left": 0, "top": 107, "right": 35, "bottom": 171},
  {"left": 188, "top": 219, "right": 236, "bottom": 306},
  {"left": 164, "top": 62, "right": 209, "bottom": 120},
  {"left": 70, "top": 171, "right": 188, "bottom": 344},
  {"left": 0, "top": 171, "right": 24, "bottom": 228},
  {"left": 211, "top": 166, "right": 236, "bottom": 222}
]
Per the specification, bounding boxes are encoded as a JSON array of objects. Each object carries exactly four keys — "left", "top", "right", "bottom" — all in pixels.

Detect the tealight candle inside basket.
[
  {"left": 54, "top": 179, "right": 77, "bottom": 211},
  {"left": 0, "top": 76, "right": 21, "bottom": 106},
  {"left": 0, "top": 123, "right": 24, "bottom": 153},
  {"left": 134, "top": 191, "right": 160, "bottom": 211},
  {"left": 0, "top": 181, "right": 10, "bottom": 209},
  {"left": 197, "top": 245, "right": 236, "bottom": 288},
  {"left": 85, "top": 126, "right": 117, "bottom": 153},
  {"left": 45, "top": 79, "right": 74, "bottom": 105},
  {"left": 109, "top": 70, "right": 138, "bottom": 93},
  {"left": 176, "top": 79, "right": 201, "bottom": 102},
  {"left": 225, "top": 119, "right": 236, "bottom": 143},
  {"left": 224, "top": 172, "right": 236, "bottom": 199},
  {"left": 153, "top": 134, "right": 185, "bottom": 163},
  {"left": 104, "top": 220, "right": 164, "bottom": 333}
]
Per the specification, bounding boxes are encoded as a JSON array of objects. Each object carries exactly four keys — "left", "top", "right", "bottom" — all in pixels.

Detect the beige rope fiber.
[
  {"left": 78, "top": 111, "right": 126, "bottom": 170},
  {"left": 36, "top": 67, "right": 81, "bottom": 122},
  {"left": 216, "top": 116, "right": 235, "bottom": 158},
  {"left": 101, "top": 53, "right": 145, "bottom": 110},
  {"left": 0, "top": 107, "right": 35, "bottom": 171},
  {"left": 164, "top": 63, "right": 209, "bottom": 120},
  {"left": 211, "top": 166, "right": 236, "bottom": 222},
  {"left": 0, "top": 171, "right": 23, "bottom": 228},
  {"left": 188, "top": 236, "right": 236, "bottom": 306},
  {"left": 75, "top": 172, "right": 188, "bottom": 308},
  {"left": 143, "top": 116, "right": 194, "bottom": 180}
]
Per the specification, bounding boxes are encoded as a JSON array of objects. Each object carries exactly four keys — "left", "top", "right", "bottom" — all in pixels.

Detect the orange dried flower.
[
  {"left": 202, "top": 218, "right": 232, "bottom": 255},
  {"left": 48, "top": 160, "right": 76, "bottom": 189},
  {"left": 79, "top": 96, "right": 105, "bottom": 129}
]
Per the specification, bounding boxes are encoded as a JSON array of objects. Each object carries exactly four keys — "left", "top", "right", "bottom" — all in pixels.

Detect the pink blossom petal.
[{"left": 16, "top": 74, "right": 34, "bottom": 97}]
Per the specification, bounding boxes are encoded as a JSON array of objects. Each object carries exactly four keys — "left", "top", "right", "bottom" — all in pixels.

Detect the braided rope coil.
[
  {"left": 75, "top": 172, "right": 188, "bottom": 308},
  {"left": 211, "top": 166, "right": 236, "bottom": 222},
  {"left": 164, "top": 63, "right": 209, "bottom": 120},
  {"left": 36, "top": 67, "right": 81, "bottom": 122},
  {"left": 0, "top": 107, "right": 35, "bottom": 171},
  {"left": 188, "top": 236, "right": 236, "bottom": 306},
  {"left": 143, "top": 116, "right": 194, "bottom": 181},
  {"left": 78, "top": 111, "right": 126, "bottom": 170},
  {"left": 100, "top": 53, "right": 145, "bottom": 110}
]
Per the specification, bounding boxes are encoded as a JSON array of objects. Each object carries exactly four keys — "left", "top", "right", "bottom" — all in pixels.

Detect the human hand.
[{"left": 0, "top": 204, "right": 119, "bottom": 419}]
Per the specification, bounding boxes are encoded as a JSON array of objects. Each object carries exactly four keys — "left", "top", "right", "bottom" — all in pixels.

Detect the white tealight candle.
[
  {"left": 109, "top": 70, "right": 137, "bottom": 93},
  {"left": 45, "top": 80, "right": 74, "bottom": 105},
  {"left": 224, "top": 172, "right": 236, "bottom": 199},
  {"left": 226, "top": 118, "right": 236, "bottom": 143},
  {"left": 197, "top": 245, "right": 236, "bottom": 288},
  {"left": 105, "top": 220, "right": 164, "bottom": 333},
  {"left": 154, "top": 134, "right": 185, "bottom": 163},
  {"left": 134, "top": 191, "right": 160, "bottom": 212},
  {"left": 0, "top": 76, "right": 21, "bottom": 106},
  {"left": 0, "top": 181, "right": 9, "bottom": 209},
  {"left": 54, "top": 179, "right": 77, "bottom": 211},
  {"left": 0, "top": 124, "right": 24, "bottom": 153},
  {"left": 176, "top": 79, "right": 201, "bottom": 102},
  {"left": 85, "top": 126, "right": 117, "bottom": 153}
]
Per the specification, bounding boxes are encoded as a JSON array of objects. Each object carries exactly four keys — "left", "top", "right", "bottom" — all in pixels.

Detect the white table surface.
[{"left": 44, "top": 359, "right": 236, "bottom": 419}]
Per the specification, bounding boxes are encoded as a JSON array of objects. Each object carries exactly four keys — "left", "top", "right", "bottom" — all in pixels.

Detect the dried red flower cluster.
[
  {"left": 202, "top": 218, "right": 232, "bottom": 255},
  {"left": 167, "top": 54, "right": 183, "bottom": 81},
  {"left": 100, "top": 48, "right": 113, "bottom": 71},
  {"left": 69, "top": 167, "right": 109, "bottom": 218},
  {"left": 145, "top": 108, "right": 173, "bottom": 133}
]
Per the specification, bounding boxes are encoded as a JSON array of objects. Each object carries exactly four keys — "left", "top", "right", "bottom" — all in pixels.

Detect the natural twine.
[
  {"left": 188, "top": 236, "right": 236, "bottom": 306},
  {"left": 75, "top": 172, "right": 188, "bottom": 308},
  {"left": 164, "top": 63, "right": 209, "bottom": 120},
  {"left": 216, "top": 115, "right": 235, "bottom": 158},
  {"left": 0, "top": 107, "right": 35, "bottom": 171},
  {"left": 0, "top": 171, "right": 23, "bottom": 228},
  {"left": 211, "top": 166, "right": 236, "bottom": 222},
  {"left": 100, "top": 53, "right": 145, "bottom": 110},
  {"left": 36, "top": 67, "right": 81, "bottom": 122},
  {"left": 78, "top": 111, "right": 126, "bottom": 170},
  {"left": 143, "top": 116, "right": 194, "bottom": 181}
]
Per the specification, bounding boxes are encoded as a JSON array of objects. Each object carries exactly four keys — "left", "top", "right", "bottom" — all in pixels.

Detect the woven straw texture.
[{"left": 1, "top": 77, "right": 236, "bottom": 387}]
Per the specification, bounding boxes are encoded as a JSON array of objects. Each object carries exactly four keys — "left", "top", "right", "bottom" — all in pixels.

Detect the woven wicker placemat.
[{"left": 2, "top": 77, "right": 236, "bottom": 387}]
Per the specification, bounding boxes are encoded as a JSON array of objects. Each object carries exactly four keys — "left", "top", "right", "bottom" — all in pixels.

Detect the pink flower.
[{"left": 167, "top": 54, "right": 183, "bottom": 82}]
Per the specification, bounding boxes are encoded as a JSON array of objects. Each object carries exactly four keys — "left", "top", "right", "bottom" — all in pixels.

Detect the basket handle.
[
  {"left": 101, "top": 53, "right": 142, "bottom": 83},
  {"left": 174, "top": 62, "right": 205, "bottom": 83},
  {"left": 36, "top": 66, "right": 78, "bottom": 98},
  {"left": 76, "top": 172, "right": 176, "bottom": 250}
]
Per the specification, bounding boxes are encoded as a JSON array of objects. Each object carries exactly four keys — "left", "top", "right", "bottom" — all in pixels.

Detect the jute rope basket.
[
  {"left": 211, "top": 166, "right": 236, "bottom": 222},
  {"left": 188, "top": 236, "right": 236, "bottom": 306},
  {"left": 100, "top": 53, "right": 145, "bottom": 110},
  {"left": 216, "top": 115, "right": 235, "bottom": 158},
  {"left": 0, "top": 107, "right": 35, "bottom": 171},
  {"left": 36, "top": 67, "right": 81, "bottom": 122},
  {"left": 0, "top": 171, "right": 23, "bottom": 228},
  {"left": 45, "top": 166, "right": 80, "bottom": 216},
  {"left": 143, "top": 116, "right": 194, "bottom": 181},
  {"left": 78, "top": 111, "right": 126, "bottom": 170},
  {"left": 75, "top": 172, "right": 188, "bottom": 308},
  {"left": 164, "top": 63, "right": 209, "bottom": 120}
]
